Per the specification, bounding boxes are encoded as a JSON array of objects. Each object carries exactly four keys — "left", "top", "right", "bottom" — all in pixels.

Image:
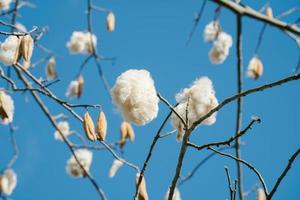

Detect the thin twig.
[
  {"left": 208, "top": 147, "right": 268, "bottom": 197},
  {"left": 267, "top": 147, "right": 300, "bottom": 199}
]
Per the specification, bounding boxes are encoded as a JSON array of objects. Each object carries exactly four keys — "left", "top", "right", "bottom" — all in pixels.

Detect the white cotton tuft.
[
  {"left": 209, "top": 32, "right": 232, "bottom": 64},
  {"left": 171, "top": 77, "right": 218, "bottom": 141},
  {"left": 0, "top": 0, "right": 12, "bottom": 11},
  {"left": 66, "top": 149, "right": 93, "bottom": 178},
  {"left": 108, "top": 159, "right": 123, "bottom": 178},
  {"left": 65, "top": 75, "right": 84, "bottom": 98},
  {"left": 203, "top": 20, "right": 220, "bottom": 42},
  {"left": 247, "top": 56, "right": 263, "bottom": 80},
  {"left": 164, "top": 187, "right": 181, "bottom": 200},
  {"left": 0, "top": 36, "right": 21, "bottom": 65},
  {"left": 54, "top": 121, "right": 71, "bottom": 141},
  {"left": 0, "top": 169, "right": 17, "bottom": 196},
  {"left": 0, "top": 90, "right": 14, "bottom": 125},
  {"left": 111, "top": 69, "right": 159, "bottom": 125},
  {"left": 66, "top": 31, "right": 97, "bottom": 54}
]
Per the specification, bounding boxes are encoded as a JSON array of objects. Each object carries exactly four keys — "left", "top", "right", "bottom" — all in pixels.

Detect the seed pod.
[
  {"left": 20, "top": 34, "right": 34, "bottom": 69},
  {"left": 96, "top": 111, "right": 107, "bottom": 141},
  {"left": 265, "top": 6, "right": 273, "bottom": 18},
  {"left": 77, "top": 74, "right": 84, "bottom": 98},
  {"left": 46, "top": 56, "right": 57, "bottom": 80},
  {"left": 247, "top": 56, "right": 263, "bottom": 80},
  {"left": 136, "top": 173, "right": 149, "bottom": 200},
  {"left": 120, "top": 121, "right": 135, "bottom": 148},
  {"left": 0, "top": 92, "right": 9, "bottom": 120},
  {"left": 257, "top": 188, "right": 266, "bottom": 200},
  {"left": 83, "top": 112, "right": 97, "bottom": 141},
  {"left": 106, "top": 11, "right": 115, "bottom": 32}
]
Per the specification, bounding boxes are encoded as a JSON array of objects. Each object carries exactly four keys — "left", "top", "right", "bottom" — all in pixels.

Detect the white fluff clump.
[
  {"left": 247, "top": 56, "right": 263, "bottom": 80},
  {"left": 111, "top": 69, "right": 159, "bottom": 125},
  {"left": 0, "top": 90, "right": 14, "bottom": 125},
  {"left": 171, "top": 77, "right": 218, "bottom": 141},
  {"left": 0, "top": 169, "right": 17, "bottom": 196},
  {"left": 66, "top": 149, "right": 93, "bottom": 177},
  {"left": 0, "top": 36, "right": 20, "bottom": 65},
  {"left": 209, "top": 32, "right": 232, "bottom": 64},
  {"left": 66, "top": 31, "right": 97, "bottom": 54},
  {"left": 54, "top": 121, "right": 72, "bottom": 141},
  {"left": 108, "top": 159, "right": 123, "bottom": 178},
  {"left": 66, "top": 80, "right": 80, "bottom": 98},
  {"left": 0, "top": 0, "right": 12, "bottom": 11},
  {"left": 203, "top": 20, "right": 220, "bottom": 42},
  {"left": 164, "top": 187, "right": 181, "bottom": 200}
]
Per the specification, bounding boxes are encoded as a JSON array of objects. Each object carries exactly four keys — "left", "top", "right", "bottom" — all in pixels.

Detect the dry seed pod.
[
  {"left": 119, "top": 121, "right": 135, "bottom": 148},
  {"left": 83, "top": 112, "right": 97, "bottom": 141},
  {"left": 106, "top": 11, "right": 115, "bottom": 32},
  {"left": 20, "top": 34, "right": 34, "bottom": 69},
  {"left": 96, "top": 111, "right": 107, "bottom": 141},
  {"left": 247, "top": 56, "right": 263, "bottom": 80},
  {"left": 46, "top": 56, "right": 57, "bottom": 80},
  {"left": 77, "top": 74, "right": 84, "bottom": 98},
  {"left": 136, "top": 173, "right": 149, "bottom": 200},
  {"left": 265, "top": 6, "right": 273, "bottom": 18},
  {"left": 257, "top": 188, "right": 266, "bottom": 200}
]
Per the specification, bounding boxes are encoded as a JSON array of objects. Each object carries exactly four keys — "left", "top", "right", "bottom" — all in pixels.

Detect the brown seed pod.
[
  {"left": 257, "top": 188, "right": 266, "bottom": 200},
  {"left": 46, "top": 56, "right": 57, "bottom": 80},
  {"left": 119, "top": 121, "right": 135, "bottom": 148},
  {"left": 0, "top": 92, "right": 8, "bottom": 120},
  {"left": 20, "top": 34, "right": 34, "bottom": 69},
  {"left": 265, "top": 6, "right": 273, "bottom": 18},
  {"left": 106, "top": 11, "right": 115, "bottom": 32},
  {"left": 136, "top": 173, "right": 149, "bottom": 200},
  {"left": 96, "top": 111, "right": 107, "bottom": 141},
  {"left": 83, "top": 112, "right": 97, "bottom": 141}
]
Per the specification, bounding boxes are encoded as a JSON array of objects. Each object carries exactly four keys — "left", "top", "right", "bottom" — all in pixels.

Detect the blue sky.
[{"left": 0, "top": 0, "right": 300, "bottom": 199}]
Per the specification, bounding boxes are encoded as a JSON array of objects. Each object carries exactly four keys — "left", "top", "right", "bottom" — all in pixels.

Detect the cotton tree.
[{"left": 0, "top": 0, "right": 299, "bottom": 199}]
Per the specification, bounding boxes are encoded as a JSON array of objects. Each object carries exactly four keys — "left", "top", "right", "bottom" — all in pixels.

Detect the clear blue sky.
[{"left": 0, "top": 0, "right": 299, "bottom": 199}]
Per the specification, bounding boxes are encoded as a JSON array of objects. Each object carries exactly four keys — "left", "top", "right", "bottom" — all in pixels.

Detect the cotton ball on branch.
[
  {"left": 164, "top": 187, "right": 181, "bottom": 200},
  {"left": 54, "top": 121, "right": 72, "bottom": 141},
  {"left": 66, "top": 31, "right": 97, "bottom": 54},
  {"left": 0, "top": 169, "right": 17, "bottom": 196},
  {"left": 0, "top": 90, "right": 14, "bottom": 125},
  {"left": 0, "top": 36, "right": 21, "bottom": 66},
  {"left": 66, "top": 75, "right": 84, "bottom": 98},
  {"left": 171, "top": 77, "right": 218, "bottom": 141},
  {"left": 247, "top": 56, "right": 263, "bottom": 80},
  {"left": 0, "top": 0, "right": 12, "bottom": 11},
  {"left": 111, "top": 69, "right": 159, "bottom": 125},
  {"left": 66, "top": 149, "right": 93, "bottom": 177},
  {"left": 209, "top": 32, "right": 232, "bottom": 64},
  {"left": 203, "top": 20, "right": 220, "bottom": 42}
]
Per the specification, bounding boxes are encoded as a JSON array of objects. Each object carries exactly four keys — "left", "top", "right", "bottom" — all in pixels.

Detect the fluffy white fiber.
[
  {"left": 0, "top": 90, "right": 14, "bottom": 125},
  {"left": 66, "top": 31, "right": 97, "bottom": 54},
  {"left": 0, "top": 169, "right": 17, "bottom": 196},
  {"left": 203, "top": 20, "right": 220, "bottom": 42},
  {"left": 0, "top": 36, "right": 20, "bottom": 65},
  {"left": 0, "top": 0, "right": 12, "bottom": 11},
  {"left": 164, "top": 187, "right": 181, "bottom": 200},
  {"left": 247, "top": 56, "right": 263, "bottom": 80},
  {"left": 209, "top": 32, "right": 232, "bottom": 64},
  {"left": 111, "top": 69, "right": 159, "bottom": 125},
  {"left": 171, "top": 77, "right": 218, "bottom": 141},
  {"left": 66, "top": 149, "right": 93, "bottom": 177},
  {"left": 54, "top": 121, "right": 71, "bottom": 141}
]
